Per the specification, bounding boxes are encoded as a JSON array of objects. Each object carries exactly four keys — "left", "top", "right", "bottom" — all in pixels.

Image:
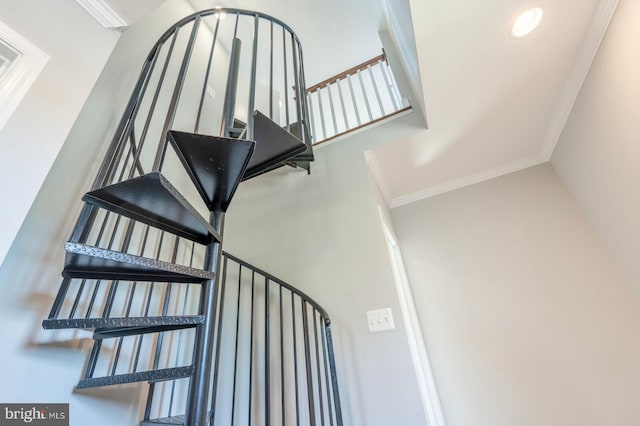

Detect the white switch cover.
[{"left": 366, "top": 308, "right": 395, "bottom": 332}]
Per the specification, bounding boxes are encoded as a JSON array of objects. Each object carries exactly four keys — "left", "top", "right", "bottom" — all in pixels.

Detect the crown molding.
[
  {"left": 540, "top": 0, "right": 619, "bottom": 160},
  {"left": 389, "top": 152, "right": 546, "bottom": 208},
  {"left": 75, "top": 0, "right": 127, "bottom": 29}
]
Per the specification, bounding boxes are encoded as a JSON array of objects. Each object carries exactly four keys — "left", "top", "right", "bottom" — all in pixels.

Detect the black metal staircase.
[{"left": 43, "top": 7, "right": 342, "bottom": 426}]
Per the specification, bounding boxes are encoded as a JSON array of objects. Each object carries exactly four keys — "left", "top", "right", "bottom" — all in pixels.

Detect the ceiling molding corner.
[
  {"left": 364, "top": 151, "right": 392, "bottom": 207},
  {"left": 540, "top": 0, "right": 619, "bottom": 161},
  {"left": 389, "top": 152, "right": 547, "bottom": 209},
  {"left": 75, "top": 0, "right": 127, "bottom": 29}
]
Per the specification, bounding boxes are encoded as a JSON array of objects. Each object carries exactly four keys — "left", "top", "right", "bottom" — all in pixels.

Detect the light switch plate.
[{"left": 366, "top": 308, "right": 395, "bottom": 332}]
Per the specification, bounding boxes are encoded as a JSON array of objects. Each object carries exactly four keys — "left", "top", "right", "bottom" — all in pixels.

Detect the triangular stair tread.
[
  {"left": 242, "top": 111, "right": 308, "bottom": 181},
  {"left": 42, "top": 315, "right": 204, "bottom": 331},
  {"left": 63, "top": 242, "right": 214, "bottom": 283},
  {"left": 167, "top": 131, "right": 254, "bottom": 212},
  {"left": 84, "top": 173, "right": 220, "bottom": 245},
  {"left": 76, "top": 365, "right": 194, "bottom": 389}
]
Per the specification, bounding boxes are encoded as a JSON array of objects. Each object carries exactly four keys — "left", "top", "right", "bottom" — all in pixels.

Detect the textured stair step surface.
[
  {"left": 242, "top": 111, "right": 307, "bottom": 181},
  {"left": 84, "top": 172, "right": 220, "bottom": 245},
  {"left": 141, "top": 414, "right": 186, "bottom": 425},
  {"left": 140, "top": 411, "right": 213, "bottom": 425},
  {"left": 93, "top": 322, "right": 201, "bottom": 339},
  {"left": 63, "top": 242, "right": 214, "bottom": 283},
  {"left": 42, "top": 315, "right": 204, "bottom": 331},
  {"left": 76, "top": 365, "right": 194, "bottom": 389},
  {"left": 167, "top": 131, "right": 255, "bottom": 212}
]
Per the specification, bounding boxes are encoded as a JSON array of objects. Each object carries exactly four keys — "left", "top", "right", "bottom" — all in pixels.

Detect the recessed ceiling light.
[{"left": 511, "top": 7, "right": 543, "bottom": 38}]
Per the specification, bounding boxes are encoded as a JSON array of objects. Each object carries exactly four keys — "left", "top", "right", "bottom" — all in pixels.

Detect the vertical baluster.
[
  {"left": 292, "top": 294, "right": 300, "bottom": 426},
  {"left": 152, "top": 16, "right": 202, "bottom": 171},
  {"left": 195, "top": 15, "right": 221, "bottom": 133},
  {"left": 308, "top": 93, "right": 318, "bottom": 143},
  {"left": 210, "top": 256, "right": 229, "bottom": 425},
  {"left": 168, "top": 242, "right": 195, "bottom": 417},
  {"left": 291, "top": 33, "right": 304, "bottom": 143},
  {"left": 379, "top": 60, "right": 400, "bottom": 111},
  {"left": 325, "top": 323, "right": 343, "bottom": 426},
  {"left": 313, "top": 310, "right": 326, "bottom": 426},
  {"left": 128, "top": 31, "right": 178, "bottom": 180},
  {"left": 357, "top": 70, "right": 373, "bottom": 122},
  {"left": 279, "top": 286, "right": 286, "bottom": 426},
  {"left": 336, "top": 80, "right": 349, "bottom": 132},
  {"left": 282, "top": 27, "right": 290, "bottom": 127},
  {"left": 132, "top": 231, "right": 165, "bottom": 373},
  {"left": 368, "top": 64, "right": 385, "bottom": 117},
  {"left": 247, "top": 271, "right": 256, "bottom": 425},
  {"left": 320, "top": 317, "right": 335, "bottom": 426},
  {"left": 317, "top": 89, "right": 328, "bottom": 140},
  {"left": 265, "top": 278, "right": 271, "bottom": 426},
  {"left": 230, "top": 263, "right": 243, "bottom": 425},
  {"left": 151, "top": 237, "right": 181, "bottom": 372},
  {"left": 296, "top": 39, "right": 312, "bottom": 144},
  {"left": 269, "top": 20, "right": 274, "bottom": 119},
  {"left": 68, "top": 279, "right": 87, "bottom": 320},
  {"left": 220, "top": 12, "right": 241, "bottom": 138},
  {"left": 302, "top": 301, "right": 317, "bottom": 426},
  {"left": 144, "top": 383, "right": 155, "bottom": 421},
  {"left": 347, "top": 75, "right": 362, "bottom": 126},
  {"left": 247, "top": 14, "right": 259, "bottom": 141},
  {"left": 326, "top": 83, "right": 339, "bottom": 136}
]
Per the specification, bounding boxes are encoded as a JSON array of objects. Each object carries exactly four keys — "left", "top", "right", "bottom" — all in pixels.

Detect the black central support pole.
[{"left": 185, "top": 211, "right": 225, "bottom": 426}]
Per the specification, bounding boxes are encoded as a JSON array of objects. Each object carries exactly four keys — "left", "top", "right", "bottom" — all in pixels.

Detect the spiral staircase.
[{"left": 42, "top": 8, "right": 342, "bottom": 426}]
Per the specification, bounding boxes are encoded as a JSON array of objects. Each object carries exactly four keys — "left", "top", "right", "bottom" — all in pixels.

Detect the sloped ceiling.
[{"left": 370, "top": 0, "right": 618, "bottom": 207}]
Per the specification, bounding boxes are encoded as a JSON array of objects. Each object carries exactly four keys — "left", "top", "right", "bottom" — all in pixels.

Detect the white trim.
[
  {"left": 390, "top": 153, "right": 545, "bottom": 208},
  {"left": 0, "top": 20, "right": 49, "bottom": 131},
  {"left": 540, "top": 0, "right": 619, "bottom": 159},
  {"left": 365, "top": 150, "right": 392, "bottom": 207},
  {"left": 75, "top": 0, "right": 127, "bottom": 29},
  {"left": 377, "top": 206, "right": 448, "bottom": 426}
]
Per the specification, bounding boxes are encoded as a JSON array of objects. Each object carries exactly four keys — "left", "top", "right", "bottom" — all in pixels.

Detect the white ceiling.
[
  {"left": 100, "top": 0, "right": 617, "bottom": 208},
  {"left": 370, "top": 0, "right": 617, "bottom": 207}
]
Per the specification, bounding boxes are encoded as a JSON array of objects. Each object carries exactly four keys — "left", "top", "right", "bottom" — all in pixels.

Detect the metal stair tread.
[
  {"left": 242, "top": 111, "right": 308, "bottom": 181},
  {"left": 140, "top": 410, "right": 212, "bottom": 425},
  {"left": 83, "top": 172, "right": 220, "bottom": 245},
  {"left": 63, "top": 242, "right": 214, "bottom": 283},
  {"left": 76, "top": 365, "right": 194, "bottom": 389},
  {"left": 42, "top": 315, "right": 204, "bottom": 335},
  {"left": 167, "top": 131, "right": 254, "bottom": 212}
]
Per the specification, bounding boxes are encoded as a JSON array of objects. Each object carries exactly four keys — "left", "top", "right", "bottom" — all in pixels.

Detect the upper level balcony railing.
[{"left": 306, "top": 50, "right": 411, "bottom": 145}]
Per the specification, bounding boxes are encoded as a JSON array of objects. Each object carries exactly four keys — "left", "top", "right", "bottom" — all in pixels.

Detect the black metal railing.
[
  {"left": 43, "top": 7, "right": 342, "bottom": 426},
  {"left": 144, "top": 252, "right": 344, "bottom": 425}
]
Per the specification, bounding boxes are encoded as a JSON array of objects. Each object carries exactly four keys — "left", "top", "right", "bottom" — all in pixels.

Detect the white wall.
[
  {"left": 0, "top": 0, "right": 120, "bottom": 264},
  {"left": 551, "top": 0, "right": 640, "bottom": 296},
  {"left": 391, "top": 164, "right": 640, "bottom": 426},
  {"left": 0, "top": 2, "right": 198, "bottom": 425},
  {"left": 223, "top": 110, "right": 428, "bottom": 426}
]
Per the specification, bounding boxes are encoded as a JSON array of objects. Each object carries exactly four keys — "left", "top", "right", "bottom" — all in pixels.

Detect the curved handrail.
[{"left": 223, "top": 250, "right": 331, "bottom": 324}]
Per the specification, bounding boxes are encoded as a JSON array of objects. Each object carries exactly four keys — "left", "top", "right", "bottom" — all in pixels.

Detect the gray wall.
[
  {"left": 552, "top": 0, "right": 640, "bottom": 296},
  {"left": 0, "top": 2, "right": 197, "bottom": 425},
  {"left": 391, "top": 164, "right": 640, "bottom": 426},
  {"left": 0, "top": 0, "right": 119, "bottom": 264}
]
